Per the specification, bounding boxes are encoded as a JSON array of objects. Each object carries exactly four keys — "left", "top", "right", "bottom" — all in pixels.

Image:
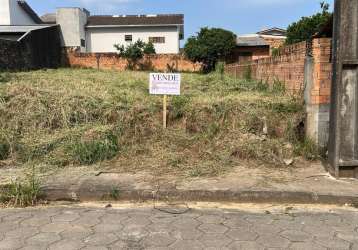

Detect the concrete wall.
[
  {"left": 56, "top": 8, "right": 89, "bottom": 52},
  {"left": 86, "top": 26, "right": 180, "bottom": 54},
  {"left": 0, "top": 0, "right": 36, "bottom": 25}
]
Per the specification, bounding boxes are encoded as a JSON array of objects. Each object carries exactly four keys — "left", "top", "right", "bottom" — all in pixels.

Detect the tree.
[
  {"left": 114, "top": 40, "right": 156, "bottom": 70},
  {"left": 184, "top": 27, "right": 237, "bottom": 72},
  {"left": 286, "top": 2, "right": 332, "bottom": 45}
]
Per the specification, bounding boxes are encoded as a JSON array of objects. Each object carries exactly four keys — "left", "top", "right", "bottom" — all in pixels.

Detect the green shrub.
[
  {"left": 270, "top": 101, "right": 303, "bottom": 114},
  {"left": 243, "top": 66, "right": 252, "bottom": 81},
  {"left": 0, "top": 72, "right": 10, "bottom": 83},
  {"left": 294, "top": 138, "right": 321, "bottom": 160},
  {"left": 68, "top": 132, "right": 119, "bottom": 165},
  {"left": 254, "top": 80, "right": 269, "bottom": 92},
  {"left": 272, "top": 79, "right": 286, "bottom": 94},
  {"left": 170, "top": 95, "right": 191, "bottom": 120},
  {"left": 215, "top": 61, "right": 226, "bottom": 79},
  {"left": 271, "top": 48, "right": 280, "bottom": 57}
]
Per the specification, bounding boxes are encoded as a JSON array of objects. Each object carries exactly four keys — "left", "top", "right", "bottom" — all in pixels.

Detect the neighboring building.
[
  {"left": 85, "top": 15, "right": 183, "bottom": 54},
  {"left": 0, "top": 0, "right": 42, "bottom": 25},
  {"left": 0, "top": 0, "right": 51, "bottom": 41},
  {"left": 41, "top": 9, "right": 184, "bottom": 54},
  {"left": 0, "top": 0, "right": 61, "bottom": 69},
  {"left": 0, "top": 0, "right": 184, "bottom": 54},
  {"left": 231, "top": 27, "right": 286, "bottom": 63}
]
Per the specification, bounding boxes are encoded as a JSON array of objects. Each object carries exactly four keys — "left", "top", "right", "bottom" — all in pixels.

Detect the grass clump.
[
  {"left": 294, "top": 138, "right": 321, "bottom": 160},
  {"left": 0, "top": 135, "right": 10, "bottom": 160},
  {"left": 68, "top": 130, "right": 119, "bottom": 165},
  {"left": 0, "top": 69, "right": 307, "bottom": 177},
  {"left": 170, "top": 95, "right": 191, "bottom": 120},
  {"left": 0, "top": 166, "right": 42, "bottom": 207},
  {"left": 0, "top": 72, "right": 10, "bottom": 84}
]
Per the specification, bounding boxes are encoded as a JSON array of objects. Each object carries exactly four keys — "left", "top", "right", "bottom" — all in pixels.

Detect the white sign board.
[{"left": 149, "top": 73, "right": 181, "bottom": 95}]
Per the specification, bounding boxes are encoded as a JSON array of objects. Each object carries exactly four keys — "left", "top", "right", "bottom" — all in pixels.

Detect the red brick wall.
[
  {"left": 225, "top": 41, "right": 308, "bottom": 93},
  {"left": 63, "top": 51, "right": 202, "bottom": 72},
  {"left": 225, "top": 38, "right": 333, "bottom": 101},
  {"left": 310, "top": 38, "right": 332, "bottom": 105}
]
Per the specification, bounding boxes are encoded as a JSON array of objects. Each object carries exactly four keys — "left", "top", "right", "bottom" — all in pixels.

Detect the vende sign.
[{"left": 149, "top": 73, "right": 181, "bottom": 95}]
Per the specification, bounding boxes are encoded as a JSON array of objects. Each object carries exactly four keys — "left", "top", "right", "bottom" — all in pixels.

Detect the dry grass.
[{"left": 0, "top": 68, "right": 313, "bottom": 177}]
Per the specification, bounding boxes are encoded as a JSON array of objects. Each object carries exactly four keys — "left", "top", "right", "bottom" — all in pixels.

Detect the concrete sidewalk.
[{"left": 39, "top": 162, "right": 358, "bottom": 205}]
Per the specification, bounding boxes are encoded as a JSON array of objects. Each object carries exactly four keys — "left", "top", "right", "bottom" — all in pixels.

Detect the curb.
[{"left": 42, "top": 185, "right": 358, "bottom": 205}]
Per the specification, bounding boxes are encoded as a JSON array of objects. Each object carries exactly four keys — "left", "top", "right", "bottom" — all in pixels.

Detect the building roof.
[
  {"left": 41, "top": 13, "right": 56, "bottom": 24},
  {"left": 236, "top": 35, "right": 268, "bottom": 47},
  {"left": 40, "top": 13, "right": 185, "bottom": 27},
  {"left": 0, "top": 25, "right": 54, "bottom": 33},
  {"left": 257, "top": 27, "right": 286, "bottom": 36},
  {"left": 86, "top": 14, "right": 184, "bottom": 26},
  {"left": 0, "top": 25, "right": 56, "bottom": 42},
  {"left": 17, "top": 1, "right": 43, "bottom": 24}
]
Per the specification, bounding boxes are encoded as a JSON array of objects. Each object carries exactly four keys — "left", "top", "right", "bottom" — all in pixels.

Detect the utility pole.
[{"left": 328, "top": 0, "right": 358, "bottom": 178}]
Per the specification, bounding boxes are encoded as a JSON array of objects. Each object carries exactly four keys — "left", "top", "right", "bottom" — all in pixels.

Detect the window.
[
  {"left": 80, "top": 39, "right": 86, "bottom": 47},
  {"left": 149, "top": 37, "right": 165, "bottom": 44},
  {"left": 125, "top": 35, "right": 132, "bottom": 42}
]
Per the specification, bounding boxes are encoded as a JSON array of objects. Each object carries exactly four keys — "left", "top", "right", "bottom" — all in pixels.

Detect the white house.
[
  {"left": 0, "top": 0, "right": 42, "bottom": 25},
  {"left": 50, "top": 9, "right": 184, "bottom": 54},
  {"left": 85, "top": 15, "right": 183, "bottom": 54},
  {"left": 0, "top": 0, "right": 53, "bottom": 41},
  {"left": 0, "top": 0, "right": 184, "bottom": 54}
]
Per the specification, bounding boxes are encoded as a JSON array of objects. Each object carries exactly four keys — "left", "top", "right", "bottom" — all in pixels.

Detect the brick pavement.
[{"left": 0, "top": 204, "right": 357, "bottom": 249}]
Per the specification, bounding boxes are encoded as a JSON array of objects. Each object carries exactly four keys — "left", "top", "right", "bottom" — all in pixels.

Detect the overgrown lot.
[{"left": 0, "top": 69, "right": 316, "bottom": 177}]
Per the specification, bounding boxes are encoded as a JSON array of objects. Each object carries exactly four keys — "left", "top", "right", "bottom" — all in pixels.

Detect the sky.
[{"left": 28, "top": 0, "right": 334, "bottom": 40}]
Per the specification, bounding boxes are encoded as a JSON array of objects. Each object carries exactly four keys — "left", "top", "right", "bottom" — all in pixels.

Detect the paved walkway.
[{"left": 0, "top": 204, "right": 358, "bottom": 250}]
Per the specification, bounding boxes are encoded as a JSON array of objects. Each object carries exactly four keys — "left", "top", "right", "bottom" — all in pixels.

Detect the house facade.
[
  {"left": 0, "top": 0, "right": 184, "bottom": 54},
  {"left": 85, "top": 15, "right": 183, "bottom": 53},
  {"left": 43, "top": 8, "right": 184, "bottom": 54},
  {"left": 231, "top": 27, "right": 286, "bottom": 63}
]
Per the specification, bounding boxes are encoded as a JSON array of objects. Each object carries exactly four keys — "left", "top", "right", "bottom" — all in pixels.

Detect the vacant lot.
[{"left": 0, "top": 69, "right": 315, "bottom": 177}]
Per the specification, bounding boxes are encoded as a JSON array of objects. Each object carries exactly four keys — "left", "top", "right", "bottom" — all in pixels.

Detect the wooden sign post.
[
  {"left": 163, "top": 95, "right": 167, "bottom": 128},
  {"left": 149, "top": 73, "right": 181, "bottom": 129}
]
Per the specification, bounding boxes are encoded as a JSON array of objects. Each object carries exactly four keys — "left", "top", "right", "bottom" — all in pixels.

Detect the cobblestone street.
[{"left": 0, "top": 203, "right": 357, "bottom": 250}]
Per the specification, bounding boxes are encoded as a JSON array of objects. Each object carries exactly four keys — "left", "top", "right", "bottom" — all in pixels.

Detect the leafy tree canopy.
[
  {"left": 184, "top": 27, "right": 237, "bottom": 72},
  {"left": 286, "top": 2, "right": 332, "bottom": 45}
]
